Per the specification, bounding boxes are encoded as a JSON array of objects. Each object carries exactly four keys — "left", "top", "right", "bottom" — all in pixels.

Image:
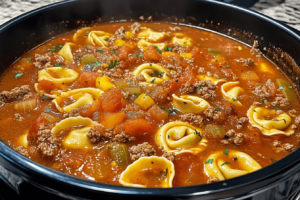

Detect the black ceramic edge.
[{"left": 0, "top": 0, "right": 300, "bottom": 197}]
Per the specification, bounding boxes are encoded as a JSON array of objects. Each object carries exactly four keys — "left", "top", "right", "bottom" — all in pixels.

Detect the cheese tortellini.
[
  {"left": 138, "top": 28, "right": 169, "bottom": 42},
  {"left": 51, "top": 117, "right": 98, "bottom": 149},
  {"left": 52, "top": 88, "right": 103, "bottom": 113},
  {"left": 57, "top": 42, "right": 75, "bottom": 63},
  {"left": 196, "top": 74, "right": 227, "bottom": 85},
  {"left": 156, "top": 121, "right": 207, "bottom": 155},
  {"left": 172, "top": 33, "right": 192, "bottom": 47},
  {"left": 137, "top": 39, "right": 166, "bottom": 51},
  {"left": 119, "top": 156, "right": 175, "bottom": 188},
  {"left": 221, "top": 81, "right": 244, "bottom": 105},
  {"left": 87, "top": 31, "right": 112, "bottom": 47},
  {"left": 133, "top": 63, "right": 170, "bottom": 84},
  {"left": 204, "top": 151, "right": 261, "bottom": 181},
  {"left": 247, "top": 105, "right": 294, "bottom": 136},
  {"left": 34, "top": 67, "right": 79, "bottom": 98},
  {"left": 172, "top": 94, "right": 210, "bottom": 114}
]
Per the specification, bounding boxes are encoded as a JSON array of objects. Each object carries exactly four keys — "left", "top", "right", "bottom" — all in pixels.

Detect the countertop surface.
[{"left": 0, "top": 0, "right": 300, "bottom": 30}]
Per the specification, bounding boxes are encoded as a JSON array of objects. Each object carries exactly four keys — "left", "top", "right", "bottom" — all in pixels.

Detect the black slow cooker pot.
[{"left": 1, "top": 0, "right": 300, "bottom": 199}]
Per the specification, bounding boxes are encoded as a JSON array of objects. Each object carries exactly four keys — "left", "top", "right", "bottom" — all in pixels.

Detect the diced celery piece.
[
  {"left": 208, "top": 48, "right": 222, "bottom": 56},
  {"left": 123, "top": 85, "right": 142, "bottom": 95},
  {"left": 81, "top": 54, "right": 97, "bottom": 65},
  {"left": 276, "top": 79, "right": 297, "bottom": 101},
  {"left": 107, "top": 143, "right": 129, "bottom": 167}
]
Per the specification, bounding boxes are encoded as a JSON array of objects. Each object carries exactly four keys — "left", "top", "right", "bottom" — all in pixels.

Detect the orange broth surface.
[{"left": 0, "top": 22, "right": 300, "bottom": 187}]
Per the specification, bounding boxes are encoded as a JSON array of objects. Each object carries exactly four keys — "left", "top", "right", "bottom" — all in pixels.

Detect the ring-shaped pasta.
[
  {"left": 119, "top": 156, "right": 175, "bottom": 188},
  {"left": 196, "top": 74, "right": 227, "bottom": 85},
  {"left": 87, "top": 31, "right": 112, "bottom": 47},
  {"left": 73, "top": 27, "right": 91, "bottom": 41},
  {"left": 156, "top": 121, "right": 207, "bottom": 155},
  {"left": 137, "top": 39, "right": 166, "bottom": 51},
  {"left": 57, "top": 42, "right": 75, "bottom": 63},
  {"left": 52, "top": 88, "right": 104, "bottom": 113},
  {"left": 221, "top": 81, "right": 244, "bottom": 106},
  {"left": 172, "top": 94, "right": 210, "bottom": 114},
  {"left": 204, "top": 150, "right": 261, "bottom": 181},
  {"left": 133, "top": 63, "right": 170, "bottom": 84},
  {"left": 137, "top": 28, "right": 169, "bottom": 42},
  {"left": 51, "top": 117, "right": 98, "bottom": 149},
  {"left": 247, "top": 105, "right": 294, "bottom": 136},
  {"left": 35, "top": 67, "right": 79, "bottom": 98},
  {"left": 172, "top": 36, "right": 192, "bottom": 47},
  {"left": 38, "top": 67, "right": 79, "bottom": 84}
]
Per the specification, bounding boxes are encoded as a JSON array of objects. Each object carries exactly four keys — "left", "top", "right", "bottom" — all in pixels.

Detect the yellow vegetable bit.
[
  {"left": 125, "top": 31, "right": 134, "bottom": 38},
  {"left": 114, "top": 39, "right": 126, "bottom": 46},
  {"left": 96, "top": 76, "right": 115, "bottom": 92},
  {"left": 134, "top": 93, "right": 155, "bottom": 110},
  {"left": 180, "top": 53, "right": 193, "bottom": 59}
]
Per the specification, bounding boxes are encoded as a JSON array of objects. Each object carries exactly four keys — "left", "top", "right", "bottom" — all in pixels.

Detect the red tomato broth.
[{"left": 0, "top": 22, "right": 299, "bottom": 187}]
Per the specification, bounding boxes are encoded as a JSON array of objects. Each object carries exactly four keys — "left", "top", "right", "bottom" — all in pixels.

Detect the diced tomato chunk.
[
  {"left": 77, "top": 72, "right": 100, "bottom": 87},
  {"left": 143, "top": 45, "right": 161, "bottom": 62},
  {"left": 117, "top": 46, "right": 134, "bottom": 61},
  {"left": 148, "top": 105, "right": 168, "bottom": 121},
  {"left": 123, "top": 119, "right": 153, "bottom": 136},
  {"left": 99, "top": 88, "right": 126, "bottom": 112}
]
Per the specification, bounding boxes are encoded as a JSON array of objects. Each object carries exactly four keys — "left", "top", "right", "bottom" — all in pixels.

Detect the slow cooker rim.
[{"left": 0, "top": 0, "right": 300, "bottom": 197}]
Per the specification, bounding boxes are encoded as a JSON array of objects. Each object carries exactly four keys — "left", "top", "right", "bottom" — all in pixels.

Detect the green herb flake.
[
  {"left": 134, "top": 94, "right": 139, "bottom": 97},
  {"left": 172, "top": 58, "right": 176, "bottom": 62},
  {"left": 94, "top": 60, "right": 101, "bottom": 67},
  {"left": 15, "top": 73, "right": 23, "bottom": 79},
  {"left": 166, "top": 74, "right": 169, "bottom": 77},
  {"left": 195, "top": 129, "right": 201, "bottom": 137},
  {"left": 27, "top": 57, "right": 32, "bottom": 62},
  {"left": 215, "top": 60, "right": 218, "bottom": 62},
  {"left": 224, "top": 148, "right": 229, "bottom": 156},
  {"left": 283, "top": 119, "right": 286, "bottom": 124},
  {"left": 49, "top": 49, "right": 56, "bottom": 52},
  {"left": 278, "top": 86, "right": 284, "bottom": 90},
  {"left": 58, "top": 45, "right": 64, "bottom": 50},
  {"left": 26, "top": 114, "right": 30, "bottom": 117},
  {"left": 232, "top": 98, "right": 238, "bottom": 101},
  {"left": 164, "top": 47, "right": 172, "bottom": 51},
  {"left": 45, "top": 108, "right": 51, "bottom": 113},
  {"left": 215, "top": 108, "right": 220, "bottom": 111},
  {"left": 85, "top": 45, "right": 89, "bottom": 49},
  {"left": 151, "top": 79, "right": 156, "bottom": 83},
  {"left": 154, "top": 45, "right": 162, "bottom": 54},
  {"left": 205, "top": 159, "right": 213, "bottom": 164},
  {"left": 270, "top": 158, "right": 276, "bottom": 163},
  {"left": 158, "top": 71, "right": 165, "bottom": 77},
  {"left": 221, "top": 162, "right": 230, "bottom": 166},
  {"left": 109, "top": 60, "right": 120, "bottom": 69},
  {"left": 134, "top": 52, "right": 143, "bottom": 58},
  {"left": 149, "top": 63, "right": 152, "bottom": 66},
  {"left": 84, "top": 34, "right": 89, "bottom": 37},
  {"left": 77, "top": 36, "right": 81, "bottom": 38},
  {"left": 198, "top": 87, "right": 203, "bottom": 90},
  {"left": 96, "top": 48, "right": 103, "bottom": 53},
  {"left": 42, "top": 94, "right": 48, "bottom": 99},
  {"left": 274, "top": 107, "right": 280, "bottom": 110},
  {"left": 221, "top": 78, "right": 228, "bottom": 80},
  {"left": 54, "top": 63, "right": 62, "bottom": 67},
  {"left": 289, "top": 86, "right": 293, "bottom": 89},
  {"left": 261, "top": 99, "right": 265, "bottom": 103},
  {"left": 129, "top": 81, "right": 133, "bottom": 85},
  {"left": 225, "top": 64, "right": 230, "bottom": 68}
]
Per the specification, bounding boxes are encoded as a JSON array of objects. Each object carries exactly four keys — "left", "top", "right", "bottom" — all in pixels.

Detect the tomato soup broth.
[{"left": 0, "top": 22, "right": 299, "bottom": 187}]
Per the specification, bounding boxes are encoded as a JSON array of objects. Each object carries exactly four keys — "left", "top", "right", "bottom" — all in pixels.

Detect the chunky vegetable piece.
[{"left": 1, "top": 22, "right": 300, "bottom": 188}]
